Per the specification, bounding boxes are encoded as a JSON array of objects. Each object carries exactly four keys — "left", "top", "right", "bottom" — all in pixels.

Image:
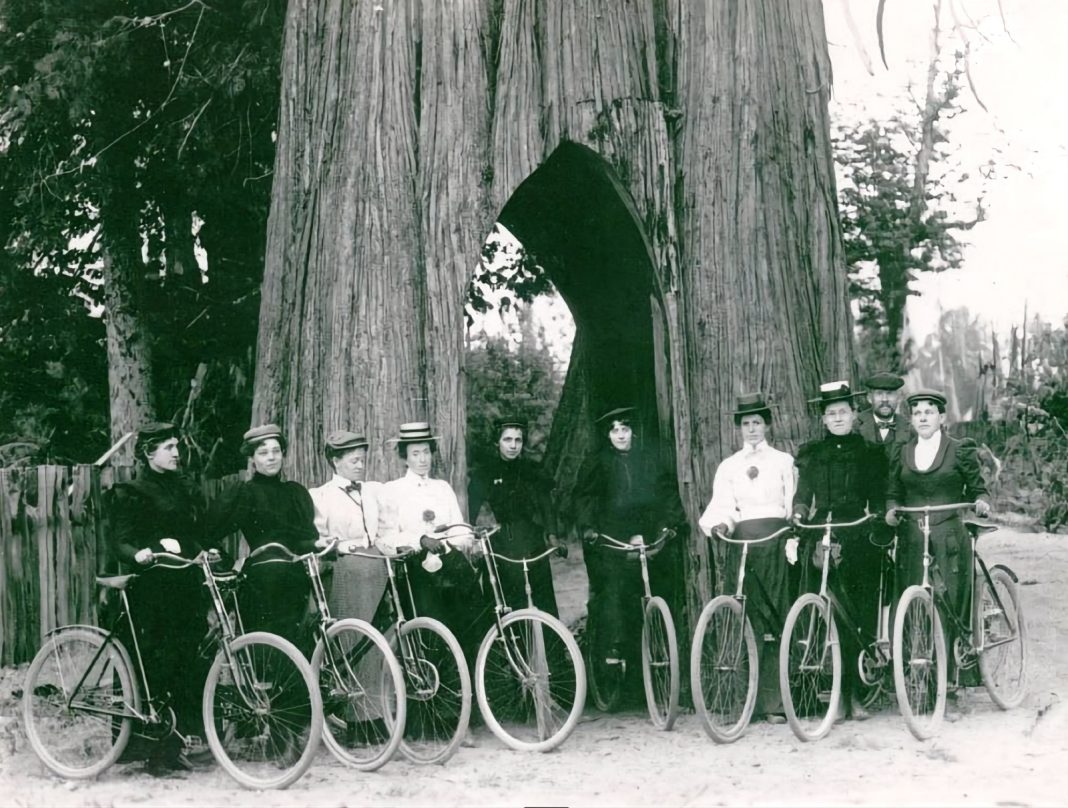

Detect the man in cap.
[
  {"left": 468, "top": 418, "right": 564, "bottom": 616},
  {"left": 574, "top": 406, "right": 684, "bottom": 699},
  {"left": 856, "top": 371, "right": 910, "bottom": 449},
  {"left": 792, "top": 381, "right": 888, "bottom": 720}
]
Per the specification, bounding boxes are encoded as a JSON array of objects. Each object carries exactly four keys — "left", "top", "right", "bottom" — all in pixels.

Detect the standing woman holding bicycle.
[
  {"left": 698, "top": 393, "right": 797, "bottom": 724},
  {"left": 884, "top": 389, "right": 991, "bottom": 716},
  {"left": 204, "top": 423, "right": 319, "bottom": 654},
  {"left": 106, "top": 421, "right": 209, "bottom": 774},
  {"left": 791, "top": 381, "right": 887, "bottom": 721}
]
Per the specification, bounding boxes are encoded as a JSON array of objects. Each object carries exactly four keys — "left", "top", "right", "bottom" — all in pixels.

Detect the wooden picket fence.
[{"left": 0, "top": 465, "right": 243, "bottom": 666}]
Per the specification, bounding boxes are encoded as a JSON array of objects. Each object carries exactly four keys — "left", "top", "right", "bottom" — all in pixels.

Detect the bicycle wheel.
[
  {"left": 779, "top": 594, "right": 841, "bottom": 742},
  {"left": 393, "top": 616, "right": 471, "bottom": 764},
  {"left": 974, "top": 566, "right": 1027, "bottom": 709},
  {"left": 690, "top": 596, "right": 758, "bottom": 743},
  {"left": 475, "top": 609, "right": 586, "bottom": 752},
  {"left": 641, "top": 597, "right": 679, "bottom": 731},
  {"left": 584, "top": 608, "right": 625, "bottom": 713},
  {"left": 23, "top": 627, "right": 138, "bottom": 779},
  {"left": 892, "top": 585, "right": 947, "bottom": 740},
  {"left": 311, "top": 618, "right": 405, "bottom": 771},
  {"left": 202, "top": 631, "right": 323, "bottom": 789}
]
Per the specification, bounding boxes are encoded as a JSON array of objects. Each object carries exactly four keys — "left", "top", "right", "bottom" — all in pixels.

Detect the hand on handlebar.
[
  {"left": 159, "top": 538, "right": 181, "bottom": 554},
  {"left": 134, "top": 547, "right": 154, "bottom": 565},
  {"left": 548, "top": 535, "right": 568, "bottom": 559},
  {"left": 974, "top": 499, "right": 991, "bottom": 518},
  {"left": 885, "top": 508, "right": 899, "bottom": 527},
  {"left": 420, "top": 534, "right": 445, "bottom": 553}
]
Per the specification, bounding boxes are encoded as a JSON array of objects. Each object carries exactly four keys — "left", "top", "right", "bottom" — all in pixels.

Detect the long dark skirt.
[
  {"left": 726, "top": 518, "right": 792, "bottom": 717},
  {"left": 239, "top": 562, "right": 314, "bottom": 656}
]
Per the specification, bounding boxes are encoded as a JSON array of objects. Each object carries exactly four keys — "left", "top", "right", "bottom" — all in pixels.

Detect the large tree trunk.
[{"left": 256, "top": 0, "right": 853, "bottom": 628}]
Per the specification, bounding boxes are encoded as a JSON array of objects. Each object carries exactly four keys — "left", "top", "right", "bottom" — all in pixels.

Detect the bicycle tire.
[
  {"left": 779, "top": 593, "right": 841, "bottom": 742},
  {"left": 641, "top": 597, "right": 679, "bottom": 731},
  {"left": 584, "top": 607, "right": 625, "bottom": 713},
  {"left": 23, "top": 626, "right": 139, "bottom": 779},
  {"left": 892, "top": 585, "right": 947, "bottom": 740},
  {"left": 392, "top": 616, "right": 471, "bottom": 765},
  {"left": 475, "top": 609, "right": 585, "bottom": 752},
  {"left": 974, "top": 566, "right": 1027, "bottom": 709},
  {"left": 311, "top": 618, "right": 406, "bottom": 771},
  {"left": 690, "top": 596, "right": 758, "bottom": 743},
  {"left": 202, "top": 631, "right": 323, "bottom": 789}
]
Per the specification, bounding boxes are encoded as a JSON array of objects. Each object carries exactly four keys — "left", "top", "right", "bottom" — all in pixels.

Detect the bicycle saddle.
[{"left": 95, "top": 574, "right": 136, "bottom": 590}]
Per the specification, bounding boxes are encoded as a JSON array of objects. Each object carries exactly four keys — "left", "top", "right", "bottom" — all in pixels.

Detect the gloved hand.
[
  {"left": 785, "top": 537, "right": 799, "bottom": 565},
  {"left": 885, "top": 508, "right": 899, "bottom": 527},
  {"left": 548, "top": 535, "right": 569, "bottom": 559},
  {"left": 582, "top": 528, "right": 598, "bottom": 542},
  {"left": 974, "top": 499, "right": 992, "bottom": 518},
  {"left": 134, "top": 548, "right": 154, "bottom": 565},
  {"left": 159, "top": 538, "right": 181, "bottom": 554},
  {"left": 713, "top": 523, "right": 730, "bottom": 538},
  {"left": 314, "top": 536, "right": 334, "bottom": 550},
  {"left": 790, "top": 511, "right": 805, "bottom": 527},
  {"left": 420, "top": 534, "right": 444, "bottom": 553}
]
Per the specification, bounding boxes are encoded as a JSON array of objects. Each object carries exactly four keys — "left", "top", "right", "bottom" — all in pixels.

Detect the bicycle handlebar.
[
  {"left": 894, "top": 502, "right": 977, "bottom": 516},
  {"left": 246, "top": 540, "right": 335, "bottom": 564},
  {"left": 794, "top": 513, "right": 874, "bottom": 531},
  {"left": 433, "top": 522, "right": 497, "bottom": 540},
  {"left": 595, "top": 527, "right": 675, "bottom": 552},
  {"left": 711, "top": 524, "right": 794, "bottom": 545},
  {"left": 148, "top": 549, "right": 221, "bottom": 569},
  {"left": 488, "top": 544, "right": 563, "bottom": 566}
]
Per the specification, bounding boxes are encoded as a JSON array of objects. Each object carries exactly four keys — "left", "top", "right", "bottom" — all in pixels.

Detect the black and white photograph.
[{"left": 0, "top": 0, "right": 1064, "bottom": 805}]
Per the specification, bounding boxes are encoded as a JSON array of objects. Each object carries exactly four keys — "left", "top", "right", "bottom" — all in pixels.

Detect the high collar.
[
  {"left": 251, "top": 472, "right": 283, "bottom": 485},
  {"left": 916, "top": 430, "right": 942, "bottom": 447},
  {"left": 329, "top": 473, "right": 360, "bottom": 488},
  {"left": 404, "top": 469, "right": 430, "bottom": 483},
  {"left": 742, "top": 439, "right": 769, "bottom": 455}
]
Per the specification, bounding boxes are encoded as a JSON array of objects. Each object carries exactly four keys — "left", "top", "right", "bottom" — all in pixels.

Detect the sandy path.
[{"left": 1, "top": 529, "right": 1064, "bottom": 807}]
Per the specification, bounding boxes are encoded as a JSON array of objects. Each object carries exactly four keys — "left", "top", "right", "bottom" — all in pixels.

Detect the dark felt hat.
[
  {"left": 808, "top": 380, "right": 862, "bottom": 408},
  {"left": 595, "top": 406, "right": 636, "bottom": 425},
  {"left": 865, "top": 371, "right": 905, "bottom": 391},
  {"left": 906, "top": 389, "right": 948, "bottom": 410},
  {"left": 387, "top": 421, "right": 440, "bottom": 445},
  {"left": 494, "top": 418, "right": 527, "bottom": 434},
  {"left": 732, "top": 393, "right": 772, "bottom": 424},
  {"left": 136, "top": 421, "right": 178, "bottom": 448},
  {"left": 324, "top": 429, "right": 369, "bottom": 451}
]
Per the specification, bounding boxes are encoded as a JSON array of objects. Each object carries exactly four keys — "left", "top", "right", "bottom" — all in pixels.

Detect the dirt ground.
[{"left": 1, "top": 528, "right": 1065, "bottom": 807}]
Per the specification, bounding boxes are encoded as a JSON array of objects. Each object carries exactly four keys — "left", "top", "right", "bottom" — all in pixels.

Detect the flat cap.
[
  {"left": 906, "top": 389, "right": 948, "bottom": 409},
  {"left": 865, "top": 371, "right": 905, "bottom": 391},
  {"left": 495, "top": 418, "right": 527, "bottom": 433},
  {"left": 324, "top": 430, "right": 369, "bottom": 451},
  {"left": 242, "top": 423, "right": 284, "bottom": 444}
]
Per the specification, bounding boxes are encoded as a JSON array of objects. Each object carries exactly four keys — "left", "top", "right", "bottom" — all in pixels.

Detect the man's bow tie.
[{"left": 344, "top": 481, "right": 362, "bottom": 494}]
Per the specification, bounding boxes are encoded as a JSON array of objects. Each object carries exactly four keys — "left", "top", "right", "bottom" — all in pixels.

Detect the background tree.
[{"left": 0, "top": 0, "right": 284, "bottom": 470}]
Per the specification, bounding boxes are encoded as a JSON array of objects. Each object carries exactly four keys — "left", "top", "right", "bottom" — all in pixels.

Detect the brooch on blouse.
[
  {"left": 493, "top": 478, "right": 503, "bottom": 486},
  {"left": 746, "top": 466, "right": 760, "bottom": 480}
]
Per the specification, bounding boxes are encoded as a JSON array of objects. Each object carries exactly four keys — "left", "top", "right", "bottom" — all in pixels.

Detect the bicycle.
[
  {"left": 586, "top": 529, "right": 678, "bottom": 730},
  {"left": 22, "top": 550, "right": 322, "bottom": 789},
  {"left": 345, "top": 543, "right": 472, "bottom": 764},
  {"left": 691, "top": 523, "right": 793, "bottom": 743},
  {"left": 440, "top": 522, "right": 587, "bottom": 751},
  {"left": 778, "top": 513, "right": 875, "bottom": 741},
  {"left": 245, "top": 541, "right": 406, "bottom": 770},
  {"left": 892, "top": 503, "right": 1027, "bottom": 740}
]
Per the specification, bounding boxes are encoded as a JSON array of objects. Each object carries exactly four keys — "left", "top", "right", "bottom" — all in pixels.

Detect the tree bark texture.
[{"left": 256, "top": 1, "right": 853, "bottom": 617}]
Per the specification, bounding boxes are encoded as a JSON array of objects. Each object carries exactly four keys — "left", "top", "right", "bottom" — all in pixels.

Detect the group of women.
[{"left": 108, "top": 369, "right": 989, "bottom": 772}]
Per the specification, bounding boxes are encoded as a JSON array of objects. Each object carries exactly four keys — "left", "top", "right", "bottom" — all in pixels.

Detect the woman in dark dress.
[
  {"left": 792, "top": 381, "right": 887, "bottom": 720},
  {"left": 885, "top": 389, "right": 990, "bottom": 712},
  {"left": 574, "top": 407, "right": 684, "bottom": 676},
  {"left": 107, "top": 422, "right": 209, "bottom": 773},
  {"left": 205, "top": 423, "right": 319, "bottom": 655},
  {"left": 468, "top": 419, "right": 564, "bottom": 617}
]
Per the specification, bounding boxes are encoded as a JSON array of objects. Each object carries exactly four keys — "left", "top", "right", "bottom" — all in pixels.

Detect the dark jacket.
[
  {"left": 886, "top": 433, "right": 987, "bottom": 527},
  {"left": 107, "top": 469, "right": 204, "bottom": 568},
  {"left": 793, "top": 432, "right": 887, "bottom": 522},
  {"left": 855, "top": 412, "right": 911, "bottom": 450},
  {"left": 574, "top": 444, "right": 684, "bottom": 540},
  {"left": 204, "top": 472, "right": 319, "bottom": 556}
]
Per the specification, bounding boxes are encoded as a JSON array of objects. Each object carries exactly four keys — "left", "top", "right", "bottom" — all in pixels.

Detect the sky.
[{"left": 823, "top": 0, "right": 1068, "bottom": 336}]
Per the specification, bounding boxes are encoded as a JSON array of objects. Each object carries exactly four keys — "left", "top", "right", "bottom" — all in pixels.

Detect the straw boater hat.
[
  {"left": 387, "top": 421, "right": 441, "bottom": 447},
  {"left": 808, "top": 380, "right": 863, "bottom": 410},
  {"left": 864, "top": 371, "right": 905, "bottom": 391},
  {"left": 732, "top": 393, "right": 772, "bottom": 425}
]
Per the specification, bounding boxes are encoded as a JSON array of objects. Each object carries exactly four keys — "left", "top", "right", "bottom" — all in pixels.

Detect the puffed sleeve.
[
  {"left": 864, "top": 441, "right": 889, "bottom": 515},
  {"left": 107, "top": 484, "right": 146, "bottom": 565},
  {"left": 698, "top": 459, "right": 737, "bottom": 536},
  {"left": 573, "top": 454, "right": 603, "bottom": 534},
  {"left": 791, "top": 442, "right": 816, "bottom": 520},
  {"left": 290, "top": 483, "right": 321, "bottom": 554},
  {"left": 201, "top": 482, "right": 245, "bottom": 546},
  {"left": 956, "top": 438, "right": 988, "bottom": 502},
  {"left": 467, "top": 466, "right": 490, "bottom": 528}
]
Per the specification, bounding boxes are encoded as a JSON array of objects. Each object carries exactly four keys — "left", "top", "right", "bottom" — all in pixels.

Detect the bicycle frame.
[
  {"left": 595, "top": 529, "right": 674, "bottom": 609},
  {"left": 711, "top": 524, "right": 793, "bottom": 638}
]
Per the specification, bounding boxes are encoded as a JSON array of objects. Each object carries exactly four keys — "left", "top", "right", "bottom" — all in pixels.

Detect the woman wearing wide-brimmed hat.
[
  {"left": 378, "top": 422, "right": 490, "bottom": 666},
  {"left": 792, "top": 381, "right": 888, "bottom": 720},
  {"left": 698, "top": 392, "right": 797, "bottom": 723},
  {"left": 204, "top": 423, "right": 319, "bottom": 653},
  {"left": 106, "top": 421, "right": 210, "bottom": 773},
  {"left": 884, "top": 389, "right": 990, "bottom": 717}
]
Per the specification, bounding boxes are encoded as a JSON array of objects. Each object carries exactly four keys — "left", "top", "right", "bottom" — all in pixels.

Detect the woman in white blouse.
[{"left": 698, "top": 392, "right": 798, "bottom": 723}]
